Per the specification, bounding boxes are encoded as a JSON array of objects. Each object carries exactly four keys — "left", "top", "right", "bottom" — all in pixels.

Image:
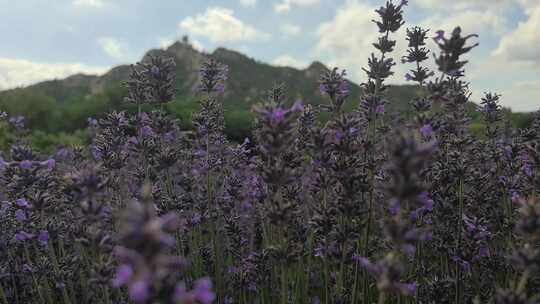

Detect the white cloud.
[
  {"left": 493, "top": 4, "right": 540, "bottom": 64},
  {"left": 417, "top": 0, "right": 537, "bottom": 14},
  {"left": 414, "top": 0, "right": 516, "bottom": 41},
  {"left": 415, "top": 0, "right": 513, "bottom": 11},
  {"left": 314, "top": 0, "right": 520, "bottom": 85},
  {"left": 420, "top": 10, "right": 508, "bottom": 37},
  {"left": 275, "top": 0, "right": 320, "bottom": 13},
  {"left": 97, "top": 37, "right": 127, "bottom": 60},
  {"left": 516, "top": 79, "right": 540, "bottom": 88},
  {"left": 410, "top": 0, "right": 540, "bottom": 112},
  {"left": 240, "top": 0, "right": 257, "bottom": 8},
  {"left": 315, "top": 1, "right": 404, "bottom": 82},
  {"left": 518, "top": 0, "right": 539, "bottom": 11},
  {"left": 272, "top": 55, "right": 307, "bottom": 69},
  {"left": 191, "top": 40, "right": 206, "bottom": 52},
  {"left": 460, "top": 46, "right": 540, "bottom": 112},
  {"left": 473, "top": 0, "right": 540, "bottom": 112},
  {"left": 501, "top": 80, "right": 540, "bottom": 112},
  {"left": 0, "top": 57, "right": 107, "bottom": 90},
  {"left": 179, "top": 7, "right": 270, "bottom": 43},
  {"left": 159, "top": 38, "right": 175, "bottom": 50},
  {"left": 280, "top": 23, "right": 301, "bottom": 37},
  {"left": 73, "top": 0, "right": 104, "bottom": 8}
]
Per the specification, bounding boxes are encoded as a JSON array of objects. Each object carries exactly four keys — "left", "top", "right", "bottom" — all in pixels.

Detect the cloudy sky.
[{"left": 0, "top": 0, "right": 538, "bottom": 111}]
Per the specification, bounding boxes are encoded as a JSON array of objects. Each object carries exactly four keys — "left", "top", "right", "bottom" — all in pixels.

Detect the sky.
[{"left": 0, "top": 0, "right": 538, "bottom": 112}]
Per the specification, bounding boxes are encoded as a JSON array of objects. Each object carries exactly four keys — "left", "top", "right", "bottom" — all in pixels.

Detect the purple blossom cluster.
[{"left": 0, "top": 1, "right": 539, "bottom": 303}]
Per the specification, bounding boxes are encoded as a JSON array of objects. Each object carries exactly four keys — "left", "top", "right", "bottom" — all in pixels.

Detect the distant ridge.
[{"left": 0, "top": 40, "right": 421, "bottom": 113}]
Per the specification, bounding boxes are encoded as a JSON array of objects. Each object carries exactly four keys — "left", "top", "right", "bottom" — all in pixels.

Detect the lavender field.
[{"left": 0, "top": 1, "right": 539, "bottom": 303}]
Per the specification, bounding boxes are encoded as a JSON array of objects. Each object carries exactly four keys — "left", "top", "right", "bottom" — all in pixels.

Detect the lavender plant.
[{"left": 0, "top": 1, "right": 539, "bottom": 303}]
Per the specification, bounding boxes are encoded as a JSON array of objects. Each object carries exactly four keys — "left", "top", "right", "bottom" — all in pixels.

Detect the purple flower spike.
[
  {"left": 319, "top": 67, "right": 349, "bottom": 111},
  {"left": 0, "top": 201, "right": 9, "bottom": 216},
  {"left": 19, "top": 160, "right": 33, "bottom": 170},
  {"left": 197, "top": 59, "right": 228, "bottom": 94},
  {"left": 420, "top": 124, "right": 433, "bottom": 137},
  {"left": 419, "top": 191, "right": 434, "bottom": 211},
  {"left": 127, "top": 136, "right": 139, "bottom": 146},
  {"left": 399, "top": 282, "right": 417, "bottom": 295},
  {"left": 405, "top": 73, "right": 413, "bottom": 81},
  {"left": 129, "top": 280, "right": 149, "bottom": 303},
  {"left": 333, "top": 130, "right": 344, "bottom": 143},
  {"left": 389, "top": 199, "right": 401, "bottom": 215},
  {"left": 314, "top": 244, "right": 324, "bottom": 257},
  {"left": 291, "top": 99, "right": 304, "bottom": 112},
  {"left": 90, "top": 144, "right": 102, "bottom": 160},
  {"left": 38, "top": 230, "right": 49, "bottom": 246},
  {"left": 16, "top": 198, "right": 29, "bottom": 208},
  {"left": 140, "top": 125, "right": 155, "bottom": 138},
  {"left": 403, "top": 243, "right": 416, "bottom": 255},
  {"left": 319, "top": 83, "right": 328, "bottom": 95},
  {"left": 410, "top": 209, "right": 420, "bottom": 221},
  {"left": 164, "top": 131, "right": 175, "bottom": 142},
  {"left": 87, "top": 117, "right": 98, "bottom": 126},
  {"left": 191, "top": 212, "right": 202, "bottom": 225},
  {"left": 22, "top": 264, "right": 33, "bottom": 272},
  {"left": 47, "top": 159, "right": 55, "bottom": 170},
  {"left": 375, "top": 104, "right": 385, "bottom": 115},
  {"left": 463, "top": 214, "right": 476, "bottom": 232},
  {"left": 194, "top": 278, "right": 215, "bottom": 304},
  {"left": 504, "top": 146, "right": 512, "bottom": 158},
  {"left": 523, "top": 164, "right": 533, "bottom": 177},
  {"left": 173, "top": 283, "right": 189, "bottom": 302},
  {"left": 15, "top": 209, "right": 26, "bottom": 222},
  {"left": 140, "top": 112, "right": 151, "bottom": 124},
  {"left": 351, "top": 253, "right": 362, "bottom": 263},
  {"left": 270, "top": 108, "right": 286, "bottom": 126},
  {"left": 9, "top": 116, "right": 25, "bottom": 130},
  {"left": 337, "top": 80, "right": 349, "bottom": 96},
  {"left": 40, "top": 159, "right": 56, "bottom": 170},
  {"left": 478, "top": 246, "right": 490, "bottom": 258},
  {"left": 434, "top": 30, "right": 445, "bottom": 41},
  {"left": 15, "top": 231, "right": 33, "bottom": 242},
  {"left": 214, "top": 83, "right": 225, "bottom": 93},
  {"left": 358, "top": 257, "right": 382, "bottom": 276},
  {"left": 112, "top": 264, "right": 134, "bottom": 287}
]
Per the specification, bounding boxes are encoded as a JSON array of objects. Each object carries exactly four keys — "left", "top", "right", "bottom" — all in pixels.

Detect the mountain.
[
  {"left": 1, "top": 40, "right": 422, "bottom": 110},
  {"left": 0, "top": 40, "right": 532, "bottom": 143}
]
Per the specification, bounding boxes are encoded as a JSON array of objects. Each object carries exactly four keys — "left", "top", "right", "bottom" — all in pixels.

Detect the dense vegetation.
[{"left": 0, "top": 1, "right": 539, "bottom": 304}]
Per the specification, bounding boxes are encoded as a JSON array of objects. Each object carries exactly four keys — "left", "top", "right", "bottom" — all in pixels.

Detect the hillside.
[
  {"left": 0, "top": 40, "right": 533, "bottom": 149},
  {"left": 0, "top": 40, "right": 423, "bottom": 111}
]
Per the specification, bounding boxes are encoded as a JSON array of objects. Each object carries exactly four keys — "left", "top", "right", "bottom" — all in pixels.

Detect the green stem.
[
  {"left": 351, "top": 239, "right": 361, "bottom": 303},
  {"left": 324, "top": 259, "right": 329, "bottom": 304},
  {"left": 305, "top": 231, "right": 314, "bottom": 301},
  {"left": 517, "top": 270, "right": 529, "bottom": 294},
  {"left": 0, "top": 284, "right": 8, "bottom": 304},
  {"left": 281, "top": 263, "right": 287, "bottom": 304},
  {"left": 455, "top": 177, "right": 464, "bottom": 304},
  {"left": 378, "top": 292, "right": 386, "bottom": 304}
]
